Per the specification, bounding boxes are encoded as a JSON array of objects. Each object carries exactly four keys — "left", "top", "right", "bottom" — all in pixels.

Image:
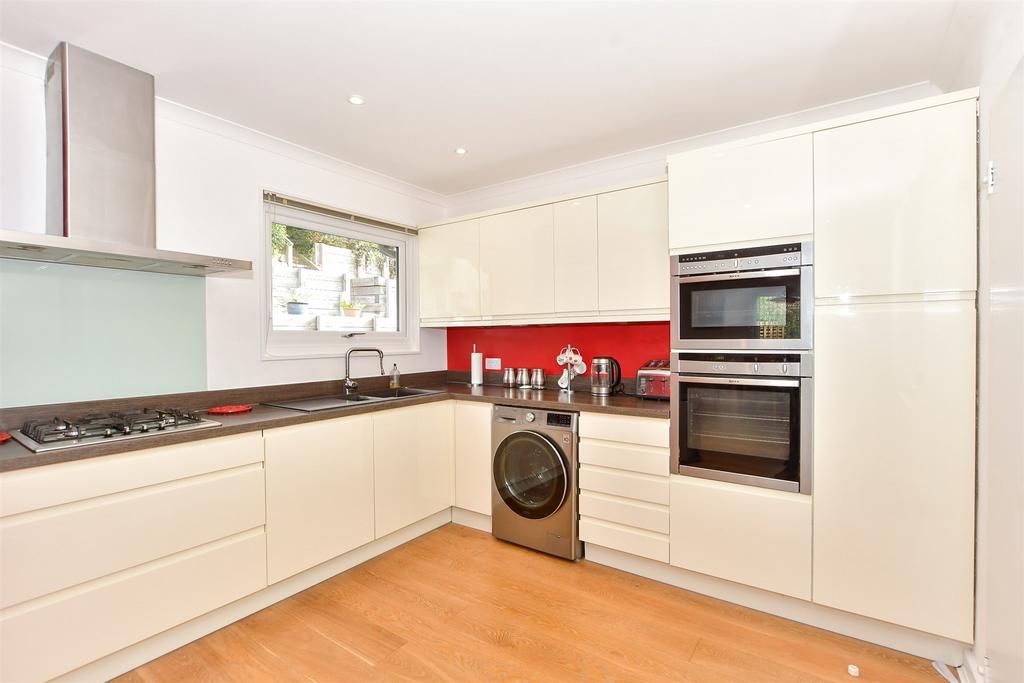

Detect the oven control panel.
[
  {"left": 675, "top": 352, "right": 813, "bottom": 378},
  {"left": 674, "top": 242, "right": 812, "bottom": 276}
]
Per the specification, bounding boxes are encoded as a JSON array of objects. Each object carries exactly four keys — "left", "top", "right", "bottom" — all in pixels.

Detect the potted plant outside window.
[
  {"left": 340, "top": 296, "right": 365, "bottom": 317},
  {"left": 286, "top": 288, "right": 309, "bottom": 315}
]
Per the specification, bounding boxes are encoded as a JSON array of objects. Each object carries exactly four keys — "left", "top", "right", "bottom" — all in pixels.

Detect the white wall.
[
  {"left": 442, "top": 82, "right": 942, "bottom": 218},
  {"left": 933, "top": 3, "right": 1024, "bottom": 682},
  {"left": 0, "top": 43, "right": 449, "bottom": 390}
]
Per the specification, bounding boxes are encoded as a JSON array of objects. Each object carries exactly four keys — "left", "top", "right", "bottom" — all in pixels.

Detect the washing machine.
[{"left": 491, "top": 405, "right": 581, "bottom": 560}]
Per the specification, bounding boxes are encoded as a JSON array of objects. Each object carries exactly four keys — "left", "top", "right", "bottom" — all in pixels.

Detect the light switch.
[{"left": 485, "top": 357, "right": 502, "bottom": 370}]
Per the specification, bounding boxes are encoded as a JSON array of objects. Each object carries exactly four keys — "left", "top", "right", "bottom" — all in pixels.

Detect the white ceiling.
[{"left": 1, "top": 1, "right": 962, "bottom": 195}]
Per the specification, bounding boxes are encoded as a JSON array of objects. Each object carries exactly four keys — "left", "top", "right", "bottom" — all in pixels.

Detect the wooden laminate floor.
[{"left": 118, "top": 524, "right": 946, "bottom": 683}]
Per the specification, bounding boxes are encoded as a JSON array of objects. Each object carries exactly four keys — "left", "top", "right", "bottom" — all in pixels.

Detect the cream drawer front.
[
  {"left": 0, "top": 465, "right": 265, "bottom": 609},
  {"left": 0, "top": 432, "right": 264, "bottom": 517},
  {"left": 0, "top": 530, "right": 267, "bottom": 683},
  {"left": 579, "top": 438, "right": 670, "bottom": 476},
  {"left": 579, "top": 413, "right": 669, "bottom": 449},
  {"left": 579, "top": 491, "right": 669, "bottom": 534},
  {"left": 579, "top": 518, "right": 669, "bottom": 563},
  {"left": 670, "top": 477, "right": 811, "bottom": 600},
  {"left": 579, "top": 465, "right": 670, "bottom": 505}
]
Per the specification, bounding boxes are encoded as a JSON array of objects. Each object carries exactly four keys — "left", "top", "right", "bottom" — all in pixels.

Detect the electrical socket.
[{"left": 485, "top": 357, "right": 502, "bottom": 370}]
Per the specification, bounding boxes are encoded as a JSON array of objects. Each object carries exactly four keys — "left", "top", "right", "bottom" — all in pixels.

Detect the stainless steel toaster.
[{"left": 635, "top": 359, "right": 671, "bottom": 400}]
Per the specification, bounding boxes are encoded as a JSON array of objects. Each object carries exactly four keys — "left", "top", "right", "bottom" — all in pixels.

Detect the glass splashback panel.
[{"left": 0, "top": 259, "right": 206, "bottom": 407}]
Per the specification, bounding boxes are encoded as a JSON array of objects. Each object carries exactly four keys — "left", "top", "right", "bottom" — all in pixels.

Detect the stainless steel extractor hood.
[{"left": 0, "top": 43, "right": 251, "bottom": 277}]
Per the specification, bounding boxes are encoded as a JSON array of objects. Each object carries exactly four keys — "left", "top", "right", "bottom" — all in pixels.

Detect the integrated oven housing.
[
  {"left": 671, "top": 242, "right": 813, "bottom": 351},
  {"left": 670, "top": 352, "right": 813, "bottom": 494}
]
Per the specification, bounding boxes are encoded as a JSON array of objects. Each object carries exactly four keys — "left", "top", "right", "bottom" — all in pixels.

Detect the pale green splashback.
[{"left": 0, "top": 259, "right": 207, "bottom": 407}]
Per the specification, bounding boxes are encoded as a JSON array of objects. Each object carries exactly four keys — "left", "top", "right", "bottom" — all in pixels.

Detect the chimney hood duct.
[{"left": 0, "top": 43, "right": 251, "bottom": 276}]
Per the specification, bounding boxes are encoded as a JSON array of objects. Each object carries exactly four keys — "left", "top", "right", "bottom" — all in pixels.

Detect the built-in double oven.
[{"left": 670, "top": 242, "right": 813, "bottom": 494}]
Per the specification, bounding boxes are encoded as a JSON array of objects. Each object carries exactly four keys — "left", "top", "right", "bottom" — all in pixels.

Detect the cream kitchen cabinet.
[
  {"left": 454, "top": 400, "right": 493, "bottom": 516},
  {"left": 264, "top": 415, "right": 375, "bottom": 584},
  {"left": 578, "top": 412, "right": 671, "bottom": 563},
  {"left": 479, "top": 205, "right": 555, "bottom": 317},
  {"left": 669, "top": 477, "right": 811, "bottom": 600},
  {"left": 814, "top": 100, "right": 977, "bottom": 299},
  {"left": 373, "top": 401, "right": 455, "bottom": 537},
  {"left": 813, "top": 300, "right": 976, "bottom": 641},
  {"left": 668, "top": 134, "right": 813, "bottom": 251},
  {"left": 418, "top": 218, "right": 481, "bottom": 321},
  {"left": 0, "top": 433, "right": 267, "bottom": 682},
  {"left": 597, "top": 182, "right": 669, "bottom": 314},
  {"left": 553, "top": 195, "right": 599, "bottom": 314}
]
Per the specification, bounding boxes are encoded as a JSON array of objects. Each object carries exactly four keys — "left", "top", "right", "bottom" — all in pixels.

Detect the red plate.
[
  {"left": 207, "top": 405, "right": 253, "bottom": 415},
  {"left": 0, "top": 432, "right": 11, "bottom": 444}
]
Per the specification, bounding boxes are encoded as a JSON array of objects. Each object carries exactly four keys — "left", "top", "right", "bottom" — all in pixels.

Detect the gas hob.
[{"left": 12, "top": 408, "right": 220, "bottom": 453}]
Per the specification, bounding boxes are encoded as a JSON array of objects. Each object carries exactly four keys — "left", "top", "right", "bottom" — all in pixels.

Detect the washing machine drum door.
[{"left": 493, "top": 430, "right": 569, "bottom": 520}]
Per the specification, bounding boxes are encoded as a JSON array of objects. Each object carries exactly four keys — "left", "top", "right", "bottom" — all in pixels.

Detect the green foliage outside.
[{"left": 272, "top": 223, "right": 397, "bottom": 277}]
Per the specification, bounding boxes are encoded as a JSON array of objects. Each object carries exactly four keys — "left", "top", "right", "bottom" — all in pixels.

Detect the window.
[{"left": 262, "top": 199, "right": 418, "bottom": 358}]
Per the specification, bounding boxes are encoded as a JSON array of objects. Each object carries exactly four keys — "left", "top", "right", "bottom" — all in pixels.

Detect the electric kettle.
[{"left": 590, "top": 357, "right": 623, "bottom": 396}]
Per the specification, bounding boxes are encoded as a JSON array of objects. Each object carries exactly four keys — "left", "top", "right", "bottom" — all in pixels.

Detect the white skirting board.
[
  {"left": 452, "top": 507, "right": 492, "bottom": 532},
  {"left": 53, "top": 509, "right": 453, "bottom": 683},
  {"left": 584, "top": 543, "right": 971, "bottom": 666}
]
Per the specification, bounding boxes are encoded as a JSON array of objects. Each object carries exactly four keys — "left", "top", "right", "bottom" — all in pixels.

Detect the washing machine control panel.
[
  {"left": 525, "top": 412, "right": 536, "bottom": 422},
  {"left": 547, "top": 413, "right": 573, "bottom": 427}
]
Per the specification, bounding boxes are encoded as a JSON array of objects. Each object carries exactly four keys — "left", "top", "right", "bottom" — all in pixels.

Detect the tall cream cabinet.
[
  {"left": 811, "top": 97, "right": 978, "bottom": 642},
  {"left": 813, "top": 300, "right": 976, "bottom": 642},
  {"left": 814, "top": 100, "right": 977, "bottom": 299},
  {"left": 264, "top": 415, "right": 375, "bottom": 584},
  {"left": 418, "top": 181, "right": 669, "bottom": 326},
  {"left": 667, "top": 134, "right": 813, "bottom": 251},
  {"left": 0, "top": 434, "right": 267, "bottom": 682},
  {"left": 597, "top": 183, "right": 669, "bottom": 314},
  {"left": 373, "top": 401, "right": 455, "bottom": 537},
  {"left": 454, "top": 400, "right": 494, "bottom": 516},
  {"left": 480, "top": 204, "right": 555, "bottom": 317},
  {"left": 419, "top": 218, "right": 480, "bottom": 321}
]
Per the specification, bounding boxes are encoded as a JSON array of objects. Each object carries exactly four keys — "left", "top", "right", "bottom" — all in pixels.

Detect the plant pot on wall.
[{"left": 287, "top": 301, "right": 308, "bottom": 314}]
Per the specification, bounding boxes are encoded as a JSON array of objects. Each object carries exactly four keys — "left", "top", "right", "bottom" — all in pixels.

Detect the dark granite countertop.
[{"left": 0, "top": 383, "right": 668, "bottom": 473}]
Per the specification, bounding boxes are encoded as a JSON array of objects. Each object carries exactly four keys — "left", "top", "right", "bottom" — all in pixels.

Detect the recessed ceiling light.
[
  {"left": 454, "top": 147, "right": 468, "bottom": 155},
  {"left": 348, "top": 95, "right": 365, "bottom": 105}
]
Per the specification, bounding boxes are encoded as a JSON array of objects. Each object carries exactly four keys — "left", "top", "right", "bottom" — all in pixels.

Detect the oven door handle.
[
  {"left": 675, "top": 375, "right": 801, "bottom": 388},
  {"left": 673, "top": 268, "right": 801, "bottom": 284}
]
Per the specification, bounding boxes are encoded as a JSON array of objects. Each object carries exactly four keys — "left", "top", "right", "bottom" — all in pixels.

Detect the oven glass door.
[
  {"left": 673, "top": 375, "right": 803, "bottom": 492},
  {"left": 673, "top": 269, "right": 809, "bottom": 349}
]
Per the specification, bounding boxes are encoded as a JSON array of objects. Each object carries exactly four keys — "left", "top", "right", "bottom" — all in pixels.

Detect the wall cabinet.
[
  {"left": 553, "top": 196, "right": 599, "bottom": 314},
  {"left": 0, "top": 433, "right": 267, "bottom": 682},
  {"left": 479, "top": 205, "right": 554, "bottom": 317},
  {"left": 373, "top": 401, "right": 455, "bottom": 537},
  {"left": 597, "top": 183, "right": 669, "bottom": 313},
  {"left": 264, "top": 415, "right": 375, "bottom": 584},
  {"left": 453, "top": 401, "right": 493, "bottom": 516},
  {"left": 417, "top": 181, "right": 669, "bottom": 325},
  {"left": 669, "top": 477, "right": 811, "bottom": 600},
  {"left": 814, "top": 100, "right": 977, "bottom": 298},
  {"left": 578, "top": 413, "right": 671, "bottom": 563},
  {"left": 668, "top": 134, "right": 813, "bottom": 251},
  {"left": 419, "top": 218, "right": 480, "bottom": 320},
  {"left": 813, "top": 300, "right": 976, "bottom": 641}
]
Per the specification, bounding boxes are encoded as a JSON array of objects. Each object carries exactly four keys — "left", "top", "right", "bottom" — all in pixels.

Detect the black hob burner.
[{"left": 14, "top": 408, "right": 219, "bottom": 453}]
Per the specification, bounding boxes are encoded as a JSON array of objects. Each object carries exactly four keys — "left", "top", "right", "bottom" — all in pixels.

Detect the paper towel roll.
[{"left": 470, "top": 352, "right": 484, "bottom": 385}]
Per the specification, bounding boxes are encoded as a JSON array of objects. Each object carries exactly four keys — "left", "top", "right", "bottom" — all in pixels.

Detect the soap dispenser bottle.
[{"left": 389, "top": 363, "right": 401, "bottom": 389}]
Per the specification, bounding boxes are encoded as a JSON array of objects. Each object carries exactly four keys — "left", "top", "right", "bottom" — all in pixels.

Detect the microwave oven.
[{"left": 670, "top": 242, "right": 813, "bottom": 351}]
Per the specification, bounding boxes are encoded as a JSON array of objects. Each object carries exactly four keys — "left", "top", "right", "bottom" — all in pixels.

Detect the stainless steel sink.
[
  {"left": 357, "top": 387, "right": 444, "bottom": 399},
  {"left": 264, "top": 387, "right": 442, "bottom": 412},
  {"left": 263, "top": 395, "right": 385, "bottom": 412}
]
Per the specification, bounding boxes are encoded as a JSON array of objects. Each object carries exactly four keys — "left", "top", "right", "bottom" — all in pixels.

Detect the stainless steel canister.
[
  {"left": 502, "top": 368, "right": 516, "bottom": 387},
  {"left": 530, "top": 369, "right": 545, "bottom": 389},
  {"left": 516, "top": 368, "right": 531, "bottom": 388}
]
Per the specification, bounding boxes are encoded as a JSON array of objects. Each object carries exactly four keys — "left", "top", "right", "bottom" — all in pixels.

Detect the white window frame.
[{"left": 260, "top": 201, "right": 420, "bottom": 360}]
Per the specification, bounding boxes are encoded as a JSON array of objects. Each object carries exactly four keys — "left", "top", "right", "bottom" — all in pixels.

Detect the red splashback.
[{"left": 446, "top": 322, "right": 670, "bottom": 377}]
